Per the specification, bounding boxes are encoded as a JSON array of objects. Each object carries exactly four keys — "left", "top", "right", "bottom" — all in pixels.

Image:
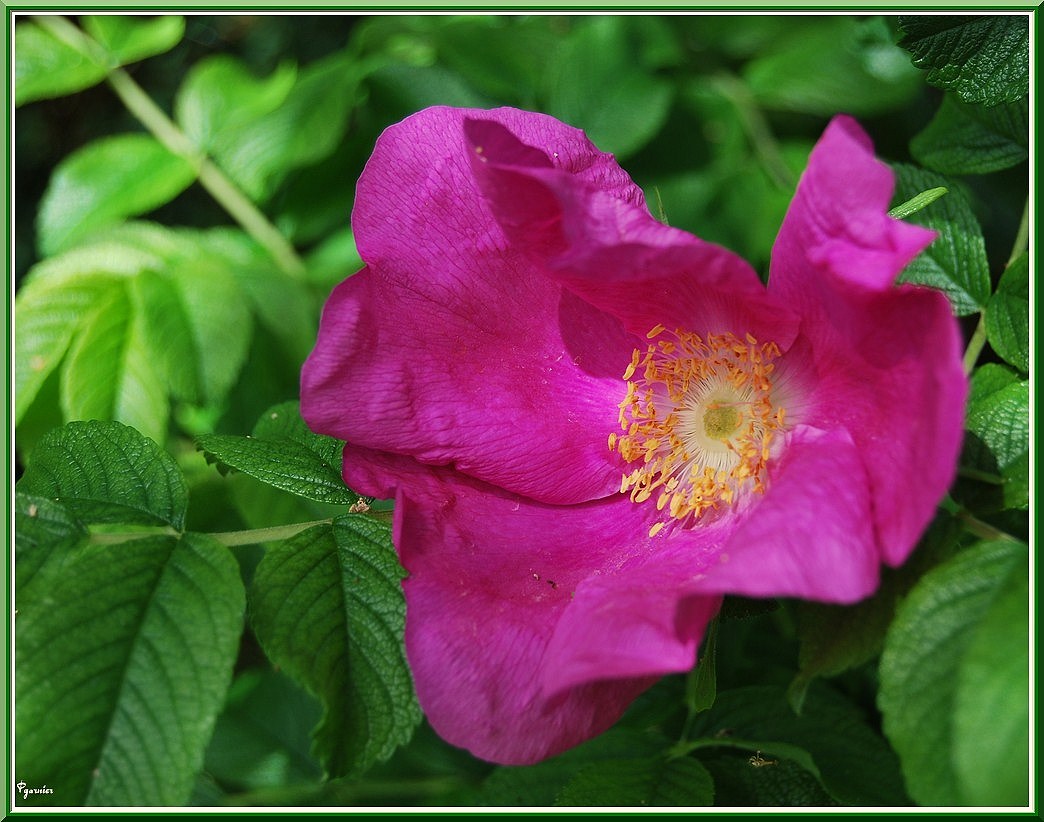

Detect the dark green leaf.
[
  {"left": 687, "top": 619, "right": 718, "bottom": 715},
  {"left": 16, "top": 532, "right": 244, "bottom": 805},
  {"left": 898, "top": 15, "right": 1029, "bottom": 105},
  {"left": 745, "top": 17, "right": 920, "bottom": 116},
  {"left": 985, "top": 253, "right": 1029, "bottom": 373},
  {"left": 701, "top": 753, "right": 839, "bottom": 807},
  {"left": 15, "top": 492, "right": 86, "bottom": 598},
  {"left": 249, "top": 516, "right": 420, "bottom": 778},
  {"left": 788, "top": 514, "right": 961, "bottom": 712},
  {"left": 546, "top": 17, "right": 673, "bottom": 159},
  {"left": 878, "top": 539, "right": 1027, "bottom": 806},
  {"left": 953, "top": 561, "right": 1029, "bottom": 806},
  {"left": 196, "top": 402, "right": 351, "bottom": 506},
  {"left": 911, "top": 95, "right": 1028, "bottom": 175},
  {"left": 475, "top": 728, "right": 669, "bottom": 806},
  {"left": 59, "top": 284, "right": 169, "bottom": 444},
  {"left": 892, "top": 164, "right": 990, "bottom": 315},
  {"left": 18, "top": 420, "right": 188, "bottom": 529},
  {"left": 82, "top": 15, "right": 185, "bottom": 66},
  {"left": 15, "top": 20, "right": 108, "bottom": 106},
  {"left": 687, "top": 684, "right": 910, "bottom": 806},
  {"left": 37, "top": 134, "right": 196, "bottom": 256},
  {"left": 555, "top": 757, "right": 714, "bottom": 807},
  {"left": 963, "top": 365, "right": 1029, "bottom": 510}
]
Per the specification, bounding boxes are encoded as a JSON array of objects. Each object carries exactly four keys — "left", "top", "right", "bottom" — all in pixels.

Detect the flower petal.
[
  {"left": 302, "top": 107, "right": 649, "bottom": 505},
  {"left": 770, "top": 115, "right": 966, "bottom": 564},
  {"left": 341, "top": 444, "right": 715, "bottom": 765}
]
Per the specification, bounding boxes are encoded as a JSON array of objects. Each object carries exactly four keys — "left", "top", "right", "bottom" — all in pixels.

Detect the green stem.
[
  {"left": 206, "top": 518, "right": 333, "bottom": 546},
  {"left": 956, "top": 509, "right": 1019, "bottom": 544},
  {"left": 714, "top": 74, "right": 794, "bottom": 190},
  {"left": 962, "top": 312, "right": 987, "bottom": 375},
  {"left": 35, "top": 15, "right": 306, "bottom": 280},
  {"left": 1007, "top": 196, "right": 1030, "bottom": 267}
]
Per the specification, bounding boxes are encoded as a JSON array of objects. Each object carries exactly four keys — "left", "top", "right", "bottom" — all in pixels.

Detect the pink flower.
[{"left": 301, "top": 107, "right": 966, "bottom": 765}]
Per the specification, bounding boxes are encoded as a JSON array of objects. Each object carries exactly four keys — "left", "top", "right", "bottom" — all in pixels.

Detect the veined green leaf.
[
  {"left": 892, "top": 164, "right": 990, "bottom": 316},
  {"left": 878, "top": 539, "right": 1027, "bottom": 806},
  {"left": 15, "top": 20, "right": 108, "bottom": 106},
  {"left": 985, "top": 253, "right": 1029, "bottom": 373},
  {"left": 963, "top": 365, "right": 1028, "bottom": 510},
  {"left": 59, "top": 284, "right": 169, "bottom": 444},
  {"left": 898, "top": 15, "right": 1029, "bottom": 105},
  {"left": 18, "top": 419, "right": 188, "bottom": 529},
  {"left": 16, "top": 532, "right": 244, "bottom": 806},
  {"left": 249, "top": 516, "right": 420, "bottom": 778},
  {"left": 15, "top": 492, "right": 86, "bottom": 599},
  {"left": 555, "top": 757, "right": 714, "bottom": 807},
  {"left": 953, "top": 560, "right": 1029, "bottom": 806},
  {"left": 37, "top": 133, "right": 197, "bottom": 256},
  {"left": 197, "top": 402, "right": 352, "bottom": 506},
  {"left": 82, "top": 15, "right": 185, "bottom": 66},
  {"left": 911, "top": 95, "right": 1028, "bottom": 175}
]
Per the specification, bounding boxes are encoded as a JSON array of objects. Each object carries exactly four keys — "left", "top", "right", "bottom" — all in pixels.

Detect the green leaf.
[
  {"left": 962, "top": 365, "right": 1029, "bottom": 510},
  {"left": 249, "top": 516, "right": 420, "bottom": 778},
  {"left": 82, "top": 15, "right": 185, "bottom": 66},
  {"left": 953, "top": 560, "right": 1029, "bottom": 806},
  {"left": 985, "top": 253, "right": 1029, "bottom": 373},
  {"left": 476, "top": 728, "right": 670, "bottom": 806},
  {"left": 546, "top": 17, "right": 673, "bottom": 159},
  {"left": 197, "top": 402, "right": 352, "bottom": 506},
  {"left": 788, "top": 514, "right": 961, "bottom": 713},
  {"left": 37, "top": 134, "right": 197, "bottom": 256},
  {"left": 687, "top": 619, "right": 718, "bottom": 715},
  {"left": 701, "top": 754, "right": 839, "bottom": 807},
  {"left": 887, "top": 186, "right": 948, "bottom": 220},
  {"left": 898, "top": 15, "right": 1029, "bottom": 105},
  {"left": 687, "top": 684, "right": 909, "bottom": 806},
  {"left": 174, "top": 55, "right": 297, "bottom": 154},
  {"left": 891, "top": 164, "right": 990, "bottom": 316},
  {"left": 18, "top": 419, "right": 188, "bottom": 529},
  {"left": 15, "top": 492, "right": 86, "bottom": 598},
  {"left": 745, "top": 17, "right": 920, "bottom": 116},
  {"left": 555, "top": 757, "right": 714, "bottom": 807},
  {"left": 16, "top": 532, "right": 244, "bottom": 806},
  {"left": 877, "top": 539, "right": 1027, "bottom": 806},
  {"left": 15, "top": 20, "right": 108, "bottom": 106},
  {"left": 59, "top": 284, "right": 169, "bottom": 444},
  {"left": 911, "top": 95, "right": 1028, "bottom": 175}
]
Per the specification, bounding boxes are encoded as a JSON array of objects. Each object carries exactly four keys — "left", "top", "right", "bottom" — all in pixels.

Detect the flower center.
[{"left": 609, "top": 326, "right": 787, "bottom": 536}]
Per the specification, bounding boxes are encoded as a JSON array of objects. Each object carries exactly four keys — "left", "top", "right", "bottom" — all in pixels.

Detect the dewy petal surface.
[
  {"left": 769, "top": 115, "right": 966, "bottom": 565},
  {"left": 302, "top": 107, "right": 646, "bottom": 506}
]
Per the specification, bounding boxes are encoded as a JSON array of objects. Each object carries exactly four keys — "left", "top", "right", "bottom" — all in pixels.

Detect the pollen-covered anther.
[{"left": 609, "top": 328, "right": 787, "bottom": 535}]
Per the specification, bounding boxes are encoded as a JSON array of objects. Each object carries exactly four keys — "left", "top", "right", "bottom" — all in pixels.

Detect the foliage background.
[{"left": 12, "top": 12, "right": 1031, "bottom": 809}]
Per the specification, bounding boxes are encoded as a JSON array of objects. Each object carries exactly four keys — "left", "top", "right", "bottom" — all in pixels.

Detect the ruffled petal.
[
  {"left": 343, "top": 444, "right": 670, "bottom": 765},
  {"left": 465, "top": 116, "right": 801, "bottom": 350},
  {"left": 302, "top": 107, "right": 650, "bottom": 505},
  {"left": 770, "top": 115, "right": 966, "bottom": 564}
]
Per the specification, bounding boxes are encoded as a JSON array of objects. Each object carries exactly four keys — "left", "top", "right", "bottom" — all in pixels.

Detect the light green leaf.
[
  {"left": 878, "top": 539, "right": 1027, "bottom": 806},
  {"left": 15, "top": 532, "right": 244, "bottom": 806},
  {"left": 59, "top": 284, "right": 169, "bottom": 444},
  {"left": 174, "top": 55, "right": 297, "bottom": 153},
  {"left": 953, "top": 561, "right": 1029, "bottom": 806},
  {"left": 963, "top": 365, "right": 1029, "bottom": 510},
  {"left": 37, "top": 134, "right": 197, "bottom": 256},
  {"left": 18, "top": 419, "right": 188, "bottom": 529},
  {"left": 911, "top": 95, "right": 1028, "bottom": 175},
  {"left": 197, "top": 402, "right": 352, "bottom": 506},
  {"left": 15, "top": 20, "right": 108, "bottom": 106},
  {"left": 82, "top": 15, "right": 185, "bottom": 66},
  {"left": 892, "top": 164, "right": 991, "bottom": 315},
  {"left": 249, "top": 516, "right": 420, "bottom": 778},
  {"left": 745, "top": 17, "right": 920, "bottom": 116},
  {"left": 546, "top": 17, "right": 673, "bottom": 159},
  {"left": 985, "top": 253, "right": 1029, "bottom": 373},
  {"left": 555, "top": 757, "right": 714, "bottom": 807},
  {"left": 898, "top": 15, "right": 1029, "bottom": 105}
]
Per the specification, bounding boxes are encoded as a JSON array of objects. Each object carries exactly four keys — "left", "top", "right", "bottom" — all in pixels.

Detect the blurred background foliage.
[{"left": 14, "top": 12, "right": 1029, "bottom": 808}]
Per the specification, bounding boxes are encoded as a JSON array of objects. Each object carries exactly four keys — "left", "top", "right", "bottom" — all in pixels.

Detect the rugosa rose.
[{"left": 301, "top": 106, "right": 966, "bottom": 765}]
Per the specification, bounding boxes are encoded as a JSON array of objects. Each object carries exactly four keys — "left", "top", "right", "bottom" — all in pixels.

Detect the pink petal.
[
  {"left": 301, "top": 108, "right": 649, "bottom": 506},
  {"left": 770, "top": 116, "right": 966, "bottom": 564}
]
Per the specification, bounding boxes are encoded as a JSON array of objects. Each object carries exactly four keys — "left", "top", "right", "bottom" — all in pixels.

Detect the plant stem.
[
  {"left": 714, "top": 73, "right": 795, "bottom": 190},
  {"left": 1007, "top": 196, "right": 1030, "bottom": 266},
  {"left": 956, "top": 509, "right": 1020, "bottom": 544},
  {"left": 962, "top": 312, "right": 988, "bottom": 375},
  {"left": 35, "top": 15, "right": 306, "bottom": 280}
]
